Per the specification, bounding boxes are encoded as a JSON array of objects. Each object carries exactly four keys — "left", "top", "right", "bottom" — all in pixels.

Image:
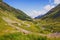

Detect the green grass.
[
  {"left": 48, "top": 37, "right": 60, "bottom": 40},
  {"left": 0, "top": 32, "right": 48, "bottom": 40},
  {"left": 34, "top": 19, "right": 60, "bottom": 33}
]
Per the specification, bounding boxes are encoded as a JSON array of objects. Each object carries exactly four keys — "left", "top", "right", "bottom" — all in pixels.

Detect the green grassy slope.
[{"left": 0, "top": 1, "right": 32, "bottom": 21}]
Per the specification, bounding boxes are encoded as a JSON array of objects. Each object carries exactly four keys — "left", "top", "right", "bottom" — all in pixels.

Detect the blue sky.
[{"left": 3, "top": 0, "right": 60, "bottom": 18}]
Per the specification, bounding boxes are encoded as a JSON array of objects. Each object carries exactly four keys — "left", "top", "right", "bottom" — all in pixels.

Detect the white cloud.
[
  {"left": 44, "top": 5, "right": 55, "bottom": 11},
  {"left": 54, "top": 0, "right": 60, "bottom": 4},
  {"left": 30, "top": 10, "right": 47, "bottom": 18},
  {"left": 30, "top": 4, "right": 55, "bottom": 18},
  {"left": 27, "top": 0, "right": 58, "bottom": 18},
  {"left": 30, "top": 10, "right": 40, "bottom": 18}
]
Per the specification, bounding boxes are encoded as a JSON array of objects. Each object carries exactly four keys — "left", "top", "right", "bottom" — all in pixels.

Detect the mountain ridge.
[
  {"left": 0, "top": 1, "right": 32, "bottom": 21},
  {"left": 35, "top": 4, "right": 60, "bottom": 20}
]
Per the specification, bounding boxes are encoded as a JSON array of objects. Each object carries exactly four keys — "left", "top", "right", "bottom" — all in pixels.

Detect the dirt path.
[
  {"left": 2, "top": 17, "right": 32, "bottom": 34},
  {"left": 47, "top": 33, "right": 60, "bottom": 38}
]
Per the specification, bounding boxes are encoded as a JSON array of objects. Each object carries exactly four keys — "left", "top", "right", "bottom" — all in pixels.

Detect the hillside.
[
  {"left": 0, "top": 1, "right": 32, "bottom": 21},
  {"left": 34, "top": 4, "right": 60, "bottom": 33}
]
